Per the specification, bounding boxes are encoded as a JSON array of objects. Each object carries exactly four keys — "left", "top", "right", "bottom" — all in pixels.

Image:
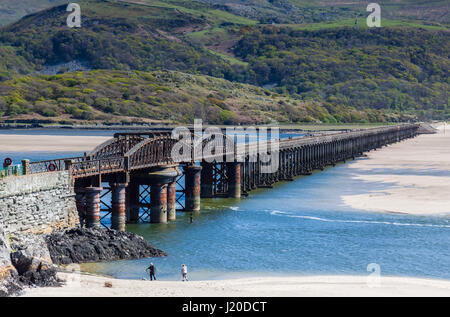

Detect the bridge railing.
[
  {"left": 89, "top": 134, "right": 146, "bottom": 160},
  {"left": 276, "top": 124, "right": 419, "bottom": 149},
  {"left": 234, "top": 123, "right": 419, "bottom": 157},
  {"left": 125, "top": 135, "right": 177, "bottom": 170},
  {"left": 71, "top": 157, "right": 125, "bottom": 178},
  {"left": 28, "top": 156, "right": 85, "bottom": 174}
]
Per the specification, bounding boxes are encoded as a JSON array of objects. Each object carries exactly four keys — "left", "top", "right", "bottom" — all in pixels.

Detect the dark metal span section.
[
  {"left": 24, "top": 124, "right": 420, "bottom": 229},
  {"left": 27, "top": 124, "right": 420, "bottom": 180}
]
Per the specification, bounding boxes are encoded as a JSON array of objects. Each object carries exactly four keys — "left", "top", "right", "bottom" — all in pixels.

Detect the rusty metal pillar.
[
  {"left": 111, "top": 183, "right": 127, "bottom": 231},
  {"left": 167, "top": 180, "right": 177, "bottom": 221},
  {"left": 226, "top": 162, "right": 241, "bottom": 198},
  {"left": 126, "top": 181, "right": 140, "bottom": 224},
  {"left": 184, "top": 165, "right": 202, "bottom": 212},
  {"left": 200, "top": 161, "right": 214, "bottom": 198},
  {"left": 251, "top": 161, "right": 257, "bottom": 189},
  {"left": 150, "top": 183, "right": 168, "bottom": 223},
  {"left": 85, "top": 187, "right": 102, "bottom": 228},
  {"left": 148, "top": 166, "right": 180, "bottom": 222},
  {"left": 74, "top": 188, "right": 86, "bottom": 227}
]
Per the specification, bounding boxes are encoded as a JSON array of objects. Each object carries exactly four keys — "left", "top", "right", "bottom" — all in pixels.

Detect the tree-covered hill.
[
  {"left": 234, "top": 27, "right": 450, "bottom": 121},
  {"left": 0, "top": 0, "right": 448, "bottom": 124},
  {"left": 0, "top": 0, "right": 244, "bottom": 81},
  {"left": 3, "top": 69, "right": 388, "bottom": 124}
]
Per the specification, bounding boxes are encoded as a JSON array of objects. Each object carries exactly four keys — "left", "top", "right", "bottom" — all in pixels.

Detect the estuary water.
[
  {"left": 84, "top": 164, "right": 449, "bottom": 281},
  {"left": 1, "top": 129, "right": 449, "bottom": 281}
]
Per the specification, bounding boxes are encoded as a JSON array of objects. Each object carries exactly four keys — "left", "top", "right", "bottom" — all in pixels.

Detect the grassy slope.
[
  {"left": 2, "top": 0, "right": 447, "bottom": 27},
  {"left": 0, "top": 0, "right": 448, "bottom": 124},
  {"left": 311, "top": 0, "right": 450, "bottom": 23},
  {"left": 0, "top": 0, "right": 69, "bottom": 26},
  {"left": 196, "top": 0, "right": 449, "bottom": 24},
  {"left": 0, "top": 69, "right": 356, "bottom": 124}
]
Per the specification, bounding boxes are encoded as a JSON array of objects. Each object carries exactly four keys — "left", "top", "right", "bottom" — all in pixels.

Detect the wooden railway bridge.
[{"left": 23, "top": 124, "right": 420, "bottom": 231}]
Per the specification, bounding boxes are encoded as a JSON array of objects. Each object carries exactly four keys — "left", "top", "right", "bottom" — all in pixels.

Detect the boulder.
[
  {"left": 0, "top": 229, "right": 21, "bottom": 297},
  {"left": 10, "top": 234, "right": 59, "bottom": 287}
]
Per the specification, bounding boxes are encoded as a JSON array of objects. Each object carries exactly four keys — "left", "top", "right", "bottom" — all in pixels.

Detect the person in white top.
[{"left": 181, "top": 264, "right": 188, "bottom": 281}]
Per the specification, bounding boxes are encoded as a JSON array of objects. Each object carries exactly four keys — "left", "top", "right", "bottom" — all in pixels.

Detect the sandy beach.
[
  {"left": 342, "top": 124, "right": 450, "bottom": 215},
  {"left": 0, "top": 134, "right": 110, "bottom": 152},
  {"left": 21, "top": 272, "right": 450, "bottom": 297}
]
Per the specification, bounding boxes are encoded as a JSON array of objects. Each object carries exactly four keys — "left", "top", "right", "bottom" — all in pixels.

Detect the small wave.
[
  {"left": 270, "top": 211, "right": 450, "bottom": 228},
  {"left": 229, "top": 207, "right": 240, "bottom": 211},
  {"left": 270, "top": 210, "right": 288, "bottom": 215}
]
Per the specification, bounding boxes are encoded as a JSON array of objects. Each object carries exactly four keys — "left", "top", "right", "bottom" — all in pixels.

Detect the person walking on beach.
[
  {"left": 146, "top": 262, "right": 156, "bottom": 281},
  {"left": 181, "top": 264, "right": 188, "bottom": 282}
]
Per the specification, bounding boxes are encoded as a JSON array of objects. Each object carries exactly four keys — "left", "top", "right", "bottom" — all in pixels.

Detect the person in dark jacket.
[{"left": 146, "top": 262, "right": 156, "bottom": 281}]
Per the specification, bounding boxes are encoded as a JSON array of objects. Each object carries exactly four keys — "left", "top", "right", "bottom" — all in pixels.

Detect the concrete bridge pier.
[
  {"left": 226, "top": 162, "right": 241, "bottom": 198},
  {"left": 184, "top": 164, "right": 202, "bottom": 212},
  {"left": 150, "top": 183, "right": 168, "bottom": 224},
  {"left": 167, "top": 180, "right": 177, "bottom": 221},
  {"left": 200, "top": 162, "right": 214, "bottom": 198},
  {"left": 111, "top": 183, "right": 127, "bottom": 231},
  {"left": 84, "top": 187, "right": 103, "bottom": 228},
  {"left": 148, "top": 166, "right": 180, "bottom": 223},
  {"left": 294, "top": 149, "right": 300, "bottom": 176},
  {"left": 126, "top": 181, "right": 140, "bottom": 224},
  {"left": 252, "top": 160, "right": 258, "bottom": 189}
]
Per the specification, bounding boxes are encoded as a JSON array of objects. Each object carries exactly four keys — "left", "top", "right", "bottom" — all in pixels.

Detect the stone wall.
[{"left": 0, "top": 171, "right": 79, "bottom": 235}]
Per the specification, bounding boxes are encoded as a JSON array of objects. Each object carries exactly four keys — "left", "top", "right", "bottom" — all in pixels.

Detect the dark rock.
[
  {"left": 45, "top": 227, "right": 167, "bottom": 265},
  {"left": 0, "top": 229, "right": 22, "bottom": 297},
  {"left": 9, "top": 234, "right": 60, "bottom": 288},
  {"left": 0, "top": 269, "right": 22, "bottom": 297}
]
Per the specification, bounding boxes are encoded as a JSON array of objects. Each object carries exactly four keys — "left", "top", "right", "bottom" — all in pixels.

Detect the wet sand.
[
  {"left": 0, "top": 134, "right": 110, "bottom": 152},
  {"left": 342, "top": 124, "right": 450, "bottom": 215},
  {"left": 21, "top": 273, "right": 450, "bottom": 297}
]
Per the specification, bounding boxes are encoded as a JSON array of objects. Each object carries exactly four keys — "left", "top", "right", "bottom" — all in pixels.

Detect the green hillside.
[
  {"left": 0, "top": 0, "right": 68, "bottom": 26},
  {"left": 234, "top": 27, "right": 449, "bottom": 121},
  {"left": 0, "top": 0, "right": 448, "bottom": 124},
  {"left": 197, "top": 0, "right": 449, "bottom": 24},
  {"left": 0, "top": 0, "right": 244, "bottom": 80},
  {"left": 2, "top": 69, "right": 391, "bottom": 124}
]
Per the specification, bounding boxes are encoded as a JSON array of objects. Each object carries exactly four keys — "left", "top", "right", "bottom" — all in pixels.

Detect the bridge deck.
[{"left": 26, "top": 124, "right": 419, "bottom": 179}]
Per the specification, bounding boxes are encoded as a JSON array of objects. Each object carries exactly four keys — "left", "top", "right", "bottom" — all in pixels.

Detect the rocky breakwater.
[
  {"left": 46, "top": 227, "right": 167, "bottom": 264},
  {"left": 0, "top": 227, "right": 166, "bottom": 296}
]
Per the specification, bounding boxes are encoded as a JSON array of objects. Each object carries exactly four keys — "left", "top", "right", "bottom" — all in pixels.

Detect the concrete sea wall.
[{"left": 0, "top": 171, "right": 79, "bottom": 235}]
